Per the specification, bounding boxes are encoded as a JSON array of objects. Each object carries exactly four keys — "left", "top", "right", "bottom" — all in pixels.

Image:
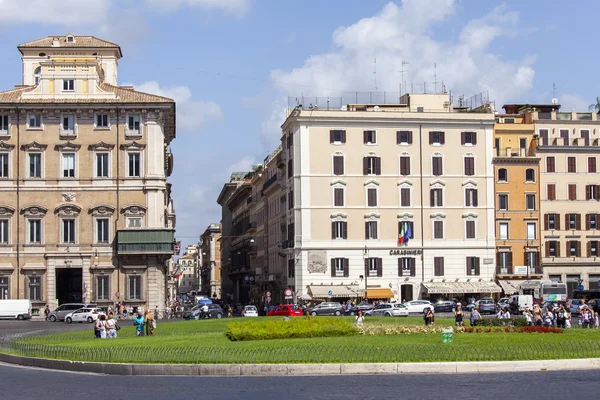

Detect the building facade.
[
  {"left": 199, "top": 223, "right": 222, "bottom": 299},
  {"left": 174, "top": 246, "right": 198, "bottom": 297},
  {"left": 0, "top": 35, "right": 176, "bottom": 314}
]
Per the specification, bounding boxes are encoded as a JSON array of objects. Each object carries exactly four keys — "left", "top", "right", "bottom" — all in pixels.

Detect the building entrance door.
[
  {"left": 56, "top": 268, "right": 83, "bottom": 304},
  {"left": 400, "top": 284, "right": 413, "bottom": 302}
]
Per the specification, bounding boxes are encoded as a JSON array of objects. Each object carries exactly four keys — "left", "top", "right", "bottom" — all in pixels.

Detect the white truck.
[
  {"left": 0, "top": 299, "right": 32, "bottom": 320},
  {"left": 508, "top": 294, "right": 533, "bottom": 314}
]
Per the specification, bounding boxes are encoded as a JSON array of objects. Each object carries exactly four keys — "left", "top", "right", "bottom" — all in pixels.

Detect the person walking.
[
  {"left": 95, "top": 315, "right": 107, "bottom": 339},
  {"left": 105, "top": 313, "right": 118, "bottom": 339},
  {"left": 470, "top": 308, "right": 481, "bottom": 326},
  {"left": 44, "top": 304, "right": 50, "bottom": 321},
  {"left": 454, "top": 304, "right": 464, "bottom": 326},
  {"left": 145, "top": 310, "right": 155, "bottom": 336},
  {"left": 532, "top": 304, "right": 543, "bottom": 326},
  {"left": 201, "top": 303, "right": 209, "bottom": 319},
  {"left": 355, "top": 310, "right": 365, "bottom": 326},
  {"left": 556, "top": 305, "right": 567, "bottom": 328},
  {"left": 133, "top": 311, "right": 145, "bottom": 336}
]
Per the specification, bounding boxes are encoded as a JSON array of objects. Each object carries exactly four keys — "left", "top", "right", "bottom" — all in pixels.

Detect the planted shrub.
[
  {"left": 472, "top": 318, "right": 528, "bottom": 327},
  {"left": 225, "top": 318, "right": 358, "bottom": 341}
]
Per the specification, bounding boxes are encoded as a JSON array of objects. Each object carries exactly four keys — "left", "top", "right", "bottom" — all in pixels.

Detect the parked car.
[
  {"left": 48, "top": 303, "right": 87, "bottom": 322},
  {"left": 586, "top": 299, "right": 600, "bottom": 313},
  {"left": 64, "top": 308, "right": 105, "bottom": 323},
  {"left": 567, "top": 299, "right": 586, "bottom": 315},
  {"left": 183, "top": 305, "right": 201, "bottom": 320},
  {"left": 464, "top": 302, "right": 476, "bottom": 312},
  {"left": 203, "top": 304, "right": 224, "bottom": 319},
  {"left": 403, "top": 300, "right": 434, "bottom": 313},
  {"left": 433, "top": 300, "right": 457, "bottom": 313},
  {"left": 475, "top": 299, "right": 496, "bottom": 315},
  {"left": 366, "top": 303, "right": 409, "bottom": 317},
  {"left": 344, "top": 303, "right": 374, "bottom": 316},
  {"left": 242, "top": 305, "right": 258, "bottom": 317},
  {"left": 267, "top": 304, "right": 303, "bottom": 317},
  {"left": 498, "top": 297, "right": 510, "bottom": 310},
  {"left": 308, "top": 302, "right": 344, "bottom": 316}
]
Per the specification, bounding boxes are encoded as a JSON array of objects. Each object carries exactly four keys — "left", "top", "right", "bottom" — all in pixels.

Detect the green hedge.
[
  {"left": 472, "top": 318, "right": 528, "bottom": 327},
  {"left": 225, "top": 318, "right": 358, "bottom": 341}
]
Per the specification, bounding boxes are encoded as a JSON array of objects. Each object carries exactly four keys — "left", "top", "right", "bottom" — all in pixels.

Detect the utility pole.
[{"left": 399, "top": 61, "right": 409, "bottom": 96}]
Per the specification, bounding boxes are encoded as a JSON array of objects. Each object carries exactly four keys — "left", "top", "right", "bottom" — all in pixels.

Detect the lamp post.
[{"left": 363, "top": 245, "right": 369, "bottom": 302}]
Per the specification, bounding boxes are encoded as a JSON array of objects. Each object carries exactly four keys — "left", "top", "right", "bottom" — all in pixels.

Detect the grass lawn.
[{"left": 3, "top": 316, "right": 600, "bottom": 364}]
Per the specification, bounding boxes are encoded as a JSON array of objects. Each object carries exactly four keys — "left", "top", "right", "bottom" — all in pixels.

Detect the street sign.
[
  {"left": 327, "top": 290, "right": 333, "bottom": 297},
  {"left": 284, "top": 288, "right": 293, "bottom": 299},
  {"left": 115, "top": 291, "right": 120, "bottom": 298},
  {"left": 266, "top": 291, "right": 271, "bottom": 297},
  {"left": 578, "top": 284, "right": 584, "bottom": 291}
]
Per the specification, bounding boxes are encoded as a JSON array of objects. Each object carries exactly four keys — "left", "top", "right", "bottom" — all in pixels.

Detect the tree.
[{"left": 589, "top": 96, "right": 600, "bottom": 112}]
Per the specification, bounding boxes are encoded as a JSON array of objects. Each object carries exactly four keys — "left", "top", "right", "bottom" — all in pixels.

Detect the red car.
[{"left": 267, "top": 304, "right": 303, "bottom": 317}]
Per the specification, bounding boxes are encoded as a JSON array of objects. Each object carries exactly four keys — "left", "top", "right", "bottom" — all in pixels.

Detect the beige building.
[
  {"left": 537, "top": 108, "right": 600, "bottom": 295},
  {"left": 0, "top": 35, "right": 176, "bottom": 314},
  {"left": 174, "top": 247, "right": 198, "bottom": 296},
  {"left": 200, "top": 223, "right": 222, "bottom": 299}
]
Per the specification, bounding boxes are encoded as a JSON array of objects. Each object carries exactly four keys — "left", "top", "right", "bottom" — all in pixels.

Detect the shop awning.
[
  {"left": 308, "top": 285, "right": 361, "bottom": 299},
  {"left": 497, "top": 279, "right": 524, "bottom": 294},
  {"left": 365, "top": 288, "right": 395, "bottom": 299},
  {"left": 422, "top": 281, "right": 502, "bottom": 294}
]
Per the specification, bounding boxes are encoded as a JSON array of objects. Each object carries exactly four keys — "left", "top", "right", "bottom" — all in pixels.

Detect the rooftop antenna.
[
  {"left": 399, "top": 60, "right": 409, "bottom": 96},
  {"left": 433, "top": 63, "right": 437, "bottom": 93},
  {"left": 552, "top": 82, "right": 557, "bottom": 99},
  {"left": 373, "top": 58, "right": 378, "bottom": 91}
]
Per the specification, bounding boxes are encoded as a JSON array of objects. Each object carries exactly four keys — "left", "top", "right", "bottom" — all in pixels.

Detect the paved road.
[{"left": 0, "top": 363, "right": 599, "bottom": 400}]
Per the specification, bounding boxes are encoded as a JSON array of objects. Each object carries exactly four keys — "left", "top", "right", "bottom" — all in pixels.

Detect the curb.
[{"left": 1, "top": 352, "right": 600, "bottom": 376}]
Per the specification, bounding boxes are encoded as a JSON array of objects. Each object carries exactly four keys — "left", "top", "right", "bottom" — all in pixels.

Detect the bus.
[{"left": 540, "top": 280, "right": 568, "bottom": 302}]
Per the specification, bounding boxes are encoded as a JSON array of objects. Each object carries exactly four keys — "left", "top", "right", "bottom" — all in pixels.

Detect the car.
[
  {"left": 307, "top": 302, "right": 344, "bottom": 316},
  {"left": 366, "top": 303, "right": 409, "bottom": 317},
  {"left": 183, "top": 305, "right": 201, "bottom": 320},
  {"left": 434, "top": 300, "right": 457, "bottom": 313},
  {"left": 585, "top": 299, "right": 600, "bottom": 314},
  {"left": 242, "top": 305, "right": 258, "bottom": 317},
  {"left": 475, "top": 299, "right": 496, "bottom": 315},
  {"left": 464, "top": 302, "right": 476, "bottom": 312},
  {"left": 267, "top": 304, "right": 303, "bottom": 317},
  {"left": 541, "top": 300, "right": 567, "bottom": 312},
  {"left": 498, "top": 297, "right": 510, "bottom": 310},
  {"left": 403, "top": 300, "right": 434, "bottom": 313},
  {"left": 567, "top": 299, "right": 586, "bottom": 315},
  {"left": 48, "top": 303, "right": 88, "bottom": 322},
  {"left": 344, "top": 303, "right": 374, "bottom": 316},
  {"left": 64, "top": 308, "right": 105, "bottom": 323}
]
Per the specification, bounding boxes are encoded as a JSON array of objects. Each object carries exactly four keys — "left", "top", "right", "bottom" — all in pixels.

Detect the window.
[
  {"left": 526, "top": 194, "right": 536, "bottom": 210},
  {"left": 0, "top": 219, "right": 8, "bottom": 244},
  {"left": 365, "top": 221, "right": 378, "bottom": 240},
  {"left": 363, "top": 130, "right": 377, "bottom": 144},
  {"left": 432, "top": 156, "right": 443, "bottom": 176},
  {"left": 96, "top": 153, "right": 109, "bottom": 178},
  {"left": 0, "top": 153, "right": 8, "bottom": 178},
  {"left": 587, "top": 214, "right": 598, "bottom": 230},
  {"left": 497, "top": 168, "right": 507, "bottom": 182},
  {"left": 397, "top": 131, "right": 412, "bottom": 145},
  {"left": 28, "top": 276, "right": 41, "bottom": 301},
  {"left": 96, "top": 219, "right": 109, "bottom": 243},
  {"left": 589, "top": 241, "right": 599, "bottom": 257},
  {"left": 497, "top": 252, "right": 511, "bottom": 269},
  {"left": 28, "top": 114, "right": 41, "bottom": 128},
  {"left": 127, "top": 217, "right": 141, "bottom": 228},
  {"left": 464, "top": 156, "right": 475, "bottom": 176},
  {"left": 434, "top": 257, "right": 444, "bottom": 276},
  {"left": 546, "top": 213, "right": 558, "bottom": 230},
  {"left": 67, "top": 35, "right": 74, "bottom": 43},
  {"left": 27, "top": 219, "right": 41, "bottom": 244},
  {"left": 333, "top": 155, "right": 344, "bottom": 175},
  {"left": 465, "top": 220, "right": 475, "bottom": 239},
  {"left": 0, "top": 276, "right": 8, "bottom": 299},
  {"left": 398, "top": 221, "right": 414, "bottom": 240},
  {"left": 0, "top": 115, "right": 8, "bottom": 133},
  {"left": 62, "top": 153, "right": 75, "bottom": 178},
  {"left": 329, "top": 130, "right": 346, "bottom": 144},
  {"left": 429, "top": 131, "right": 445, "bottom": 145},
  {"left": 588, "top": 157, "right": 597, "bottom": 173},
  {"left": 430, "top": 188, "right": 443, "bottom": 207},
  {"left": 568, "top": 241, "right": 580, "bottom": 257},
  {"left": 567, "top": 157, "right": 577, "bottom": 173},
  {"left": 525, "top": 251, "right": 538, "bottom": 270},
  {"left": 586, "top": 185, "right": 600, "bottom": 201},
  {"left": 96, "top": 276, "right": 110, "bottom": 300},
  {"left": 127, "top": 114, "right": 141, "bottom": 133},
  {"left": 525, "top": 168, "right": 535, "bottom": 182},
  {"left": 461, "top": 131, "right": 477, "bottom": 145},
  {"left": 547, "top": 184, "right": 556, "bottom": 201},
  {"left": 433, "top": 220, "right": 444, "bottom": 239},
  {"left": 331, "top": 258, "right": 347, "bottom": 277},
  {"left": 128, "top": 153, "right": 141, "bottom": 177},
  {"left": 363, "top": 156, "right": 381, "bottom": 175},
  {"left": 365, "top": 257, "right": 381, "bottom": 277},
  {"left": 498, "top": 194, "right": 508, "bottom": 211},
  {"left": 519, "top": 137, "right": 527, "bottom": 151},
  {"left": 62, "top": 79, "right": 74, "bottom": 91},
  {"left": 546, "top": 157, "right": 555, "bottom": 173},
  {"left": 494, "top": 137, "right": 501, "bottom": 156},
  {"left": 96, "top": 114, "right": 109, "bottom": 128},
  {"left": 400, "top": 187, "right": 411, "bottom": 207},
  {"left": 28, "top": 154, "right": 41, "bottom": 178},
  {"left": 33, "top": 66, "right": 41, "bottom": 85},
  {"left": 400, "top": 156, "right": 410, "bottom": 176},
  {"left": 465, "top": 188, "right": 478, "bottom": 207},
  {"left": 333, "top": 187, "right": 344, "bottom": 207},
  {"left": 547, "top": 241, "right": 559, "bottom": 257},
  {"left": 61, "top": 114, "right": 75, "bottom": 133},
  {"left": 398, "top": 257, "right": 416, "bottom": 277},
  {"left": 466, "top": 257, "right": 480, "bottom": 276},
  {"left": 568, "top": 184, "right": 577, "bottom": 201},
  {"left": 499, "top": 222, "right": 509, "bottom": 240},
  {"left": 128, "top": 275, "right": 142, "bottom": 300},
  {"left": 527, "top": 223, "right": 536, "bottom": 240},
  {"left": 367, "top": 188, "right": 377, "bottom": 207},
  {"left": 62, "top": 219, "right": 75, "bottom": 244},
  {"left": 331, "top": 221, "right": 347, "bottom": 240},
  {"left": 567, "top": 213, "right": 580, "bottom": 230},
  {"left": 288, "top": 159, "right": 293, "bottom": 178}
]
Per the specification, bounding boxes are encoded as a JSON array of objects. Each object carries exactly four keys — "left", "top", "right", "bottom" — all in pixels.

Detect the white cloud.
[
  {"left": 261, "top": 98, "right": 287, "bottom": 149},
  {"left": 145, "top": 0, "right": 252, "bottom": 17},
  {"left": 559, "top": 94, "right": 591, "bottom": 112},
  {"left": 270, "top": 0, "right": 535, "bottom": 107},
  {"left": 0, "top": 0, "right": 111, "bottom": 25},
  {"left": 228, "top": 156, "right": 255, "bottom": 175},
  {"left": 128, "top": 81, "right": 223, "bottom": 132}
]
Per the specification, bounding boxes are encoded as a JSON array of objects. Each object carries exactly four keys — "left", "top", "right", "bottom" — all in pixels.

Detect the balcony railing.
[
  {"left": 496, "top": 265, "right": 542, "bottom": 275},
  {"left": 116, "top": 229, "right": 175, "bottom": 255}
]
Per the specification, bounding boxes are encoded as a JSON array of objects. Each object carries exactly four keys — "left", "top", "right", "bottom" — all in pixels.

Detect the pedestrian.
[
  {"left": 501, "top": 308, "right": 510, "bottom": 319},
  {"left": 524, "top": 308, "right": 533, "bottom": 326},
  {"left": 556, "top": 305, "right": 566, "bottom": 328},
  {"left": 565, "top": 308, "right": 572, "bottom": 328},
  {"left": 470, "top": 308, "right": 481, "bottom": 326},
  {"left": 44, "top": 304, "right": 50, "bottom": 321},
  {"left": 454, "top": 304, "right": 464, "bottom": 326},
  {"left": 532, "top": 304, "right": 543, "bottom": 326},
  {"left": 201, "top": 303, "right": 209, "bottom": 319},
  {"left": 594, "top": 312, "right": 599, "bottom": 328},
  {"left": 154, "top": 305, "right": 159, "bottom": 321},
  {"left": 95, "top": 314, "right": 107, "bottom": 339},
  {"left": 105, "top": 313, "right": 118, "bottom": 339},
  {"left": 543, "top": 307, "right": 553, "bottom": 327},
  {"left": 227, "top": 305, "right": 232, "bottom": 318},
  {"left": 145, "top": 310, "right": 155, "bottom": 336},
  {"left": 424, "top": 308, "right": 434, "bottom": 326},
  {"left": 355, "top": 310, "right": 365, "bottom": 326},
  {"left": 122, "top": 305, "right": 128, "bottom": 320},
  {"left": 581, "top": 306, "right": 592, "bottom": 328},
  {"left": 133, "top": 311, "right": 145, "bottom": 336}
]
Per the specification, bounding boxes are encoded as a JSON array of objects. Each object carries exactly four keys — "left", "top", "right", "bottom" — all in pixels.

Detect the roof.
[{"left": 18, "top": 35, "right": 122, "bottom": 57}]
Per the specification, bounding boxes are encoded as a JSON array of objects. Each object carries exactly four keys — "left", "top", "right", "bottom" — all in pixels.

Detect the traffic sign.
[
  {"left": 115, "top": 291, "right": 120, "bottom": 298},
  {"left": 327, "top": 290, "right": 333, "bottom": 297},
  {"left": 578, "top": 284, "right": 584, "bottom": 291},
  {"left": 284, "top": 288, "right": 293, "bottom": 299}
]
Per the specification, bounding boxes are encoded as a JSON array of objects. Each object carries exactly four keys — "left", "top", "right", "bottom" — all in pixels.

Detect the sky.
[{"left": 0, "top": 0, "right": 598, "bottom": 251}]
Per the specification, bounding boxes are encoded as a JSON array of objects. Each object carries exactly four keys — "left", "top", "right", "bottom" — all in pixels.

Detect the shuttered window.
[
  {"left": 546, "top": 156, "right": 555, "bottom": 173},
  {"left": 547, "top": 184, "right": 556, "bottom": 201},
  {"left": 333, "top": 155, "right": 344, "bottom": 175},
  {"left": 400, "top": 156, "right": 411, "bottom": 175},
  {"left": 432, "top": 157, "right": 443, "bottom": 176},
  {"left": 464, "top": 157, "right": 475, "bottom": 176}
]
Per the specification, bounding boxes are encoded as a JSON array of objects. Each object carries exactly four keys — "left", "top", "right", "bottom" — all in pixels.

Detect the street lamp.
[{"left": 363, "top": 245, "right": 369, "bottom": 302}]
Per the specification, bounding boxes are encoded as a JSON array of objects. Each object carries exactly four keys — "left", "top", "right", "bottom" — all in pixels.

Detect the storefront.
[
  {"left": 421, "top": 281, "right": 502, "bottom": 302},
  {"left": 307, "top": 284, "right": 361, "bottom": 303}
]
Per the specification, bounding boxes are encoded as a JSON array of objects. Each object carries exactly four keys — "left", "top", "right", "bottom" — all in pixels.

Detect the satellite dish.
[
  {"left": 373, "top": 105, "right": 381, "bottom": 111},
  {"left": 341, "top": 105, "right": 347, "bottom": 111},
  {"left": 551, "top": 98, "right": 558, "bottom": 105}
]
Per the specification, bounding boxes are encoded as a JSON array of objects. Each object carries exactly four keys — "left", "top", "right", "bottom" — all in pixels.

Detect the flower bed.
[
  {"left": 225, "top": 318, "right": 357, "bottom": 341},
  {"left": 461, "top": 326, "right": 563, "bottom": 334},
  {"left": 358, "top": 324, "right": 448, "bottom": 335}
]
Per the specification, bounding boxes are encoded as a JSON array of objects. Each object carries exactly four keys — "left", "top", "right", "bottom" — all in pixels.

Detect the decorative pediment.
[
  {"left": 397, "top": 212, "right": 414, "bottom": 220},
  {"left": 89, "top": 204, "right": 116, "bottom": 216},
  {"left": 0, "top": 205, "right": 16, "bottom": 216},
  {"left": 397, "top": 179, "right": 413, "bottom": 187},
  {"left": 0, "top": 141, "right": 15, "bottom": 150},
  {"left": 120, "top": 141, "right": 146, "bottom": 151},
  {"left": 364, "top": 212, "right": 380, "bottom": 220},
  {"left": 54, "top": 204, "right": 82, "bottom": 216},
  {"left": 54, "top": 141, "right": 81, "bottom": 151},
  {"left": 364, "top": 151, "right": 378, "bottom": 157},
  {"left": 88, "top": 141, "right": 115, "bottom": 151},
  {"left": 20, "top": 141, "right": 47, "bottom": 151},
  {"left": 429, "top": 179, "right": 446, "bottom": 188},
  {"left": 20, "top": 205, "right": 48, "bottom": 216},
  {"left": 461, "top": 179, "right": 477, "bottom": 188},
  {"left": 462, "top": 212, "right": 478, "bottom": 219},
  {"left": 364, "top": 179, "right": 380, "bottom": 187},
  {"left": 430, "top": 212, "right": 446, "bottom": 219},
  {"left": 121, "top": 204, "right": 147, "bottom": 215},
  {"left": 330, "top": 212, "right": 347, "bottom": 220},
  {"left": 330, "top": 179, "right": 346, "bottom": 187}
]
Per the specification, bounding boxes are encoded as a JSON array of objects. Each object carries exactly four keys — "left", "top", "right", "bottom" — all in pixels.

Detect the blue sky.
[{"left": 0, "top": 0, "right": 597, "bottom": 249}]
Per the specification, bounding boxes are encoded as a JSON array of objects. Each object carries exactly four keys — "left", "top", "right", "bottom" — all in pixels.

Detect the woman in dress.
[
  {"left": 105, "top": 313, "right": 118, "bottom": 339},
  {"left": 95, "top": 314, "right": 107, "bottom": 339}
]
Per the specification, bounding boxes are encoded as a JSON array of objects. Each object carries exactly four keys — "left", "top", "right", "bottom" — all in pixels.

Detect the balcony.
[
  {"left": 59, "top": 125, "right": 78, "bottom": 139},
  {"left": 116, "top": 229, "right": 175, "bottom": 255},
  {"left": 496, "top": 265, "right": 542, "bottom": 277}
]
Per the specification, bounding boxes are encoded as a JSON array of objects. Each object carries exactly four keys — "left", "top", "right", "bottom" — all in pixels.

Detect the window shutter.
[
  {"left": 496, "top": 252, "right": 501, "bottom": 267},
  {"left": 375, "top": 157, "right": 381, "bottom": 175},
  {"left": 544, "top": 214, "right": 549, "bottom": 230},
  {"left": 586, "top": 214, "right": 591, "bottom": 231},
  {"left": 565, "top": 214, "right": 569, "bottom": 230},
  {"left": 555, "top": 214, "right": 560, "bottom": 230},
  {"left": 409, "top": 221, "right": 414, "bottom": 238},
  {"left": 377, "top": 258, "right": 383, "bottom": 277},
  {"left": 461, "top": 132, "right": 465, "bottom": 145},
  {"left": 472, "top": 132, "right": 477, "bottom": 145},
  {"left": 396, "top": 131, "right": 401, "bottom": 144},
  {"left": 363, "top": 157, "right": 368, "bottom": 175},
  {"left": 473, "top": 189, "right": 478, "bottom": 207},
  {"left": 408, "top": 131, "right": 413, "bottom": 144},
  {"left": 586, "top": 185, "right": 591, "bottom": 200},
  {"left": 331, "top": 259, "right": 336, "bottom": 277},
  {"left": 344, "top": 258, "right": 349, "bottom": 277},
  {"left": 597, "top": 186, "right": 600, "bottom": 200},
  {"left": 577, "top": 214, "right": 582, "bottom": 230},
  {"left": 365, "top": 222, "right": 369, "bottom": 239},
  {"left": 363, "top": 130, "right": 368, "bottom": 144},
  {"left": 466, "top": 257, "right": 471, "bottom": 276},
  {"left": 557, "top": 243, "right": 561, "bottom": 257},
  {"left": 588, "top": 242, "right": 591, "bottom": 258},
  {"left": 430, "top": 189, "right": 435, "bottom": 207},
  {"left": 397, "top": 258, "right": 402, "bottom": 277},
  {"left": 342, "top": 222, "right": 347, "bottom": 239},
  {"left": 545, "top": 242, "right": 550, "bottom": 257},
  {"left": 330, "top": 130, "right": 335, "bottom": 143},
  {"left": 410, "top": 258, "right": 416, "bottom": 276},
  {"left": 475, "top": 257, "right": 480, "bottom": 275},
  {"left": 507, "top": 252, "right": 513, "bottom": 267},
  {"left": 440, "top": 132, "right": 445, "bottom": 145},
  {"left": 429, "top": 132, "right": 434, "bottom": 145},
  {"left": 577, "top": 241, "right": 581, "bottom": 257},
  {"left": 398, "top": 221, "right": 402, "bottom": 237},
  {"left": 331, "top": 222, "right": 336, "bottom": 239},
  {"left": 341, "top": 130, "right": 346, "bottom": 143}
]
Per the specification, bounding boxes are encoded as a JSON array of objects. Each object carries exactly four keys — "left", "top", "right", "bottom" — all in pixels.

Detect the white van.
[
  {"left": 508, "top": 294, "right": 533, "bottom": 314},
  {"left": 0, "top": 299, "right": 32, "bottom": 320}
]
